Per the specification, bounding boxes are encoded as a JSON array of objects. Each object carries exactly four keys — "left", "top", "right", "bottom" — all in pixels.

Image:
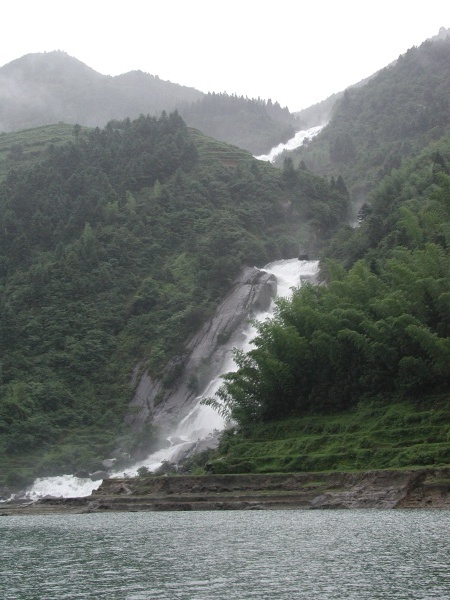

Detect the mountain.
[
  {"left": 0, "top": 116, "right": 349, "bottom": 490},
  {"left": 286, "top": 30, "right": 450, "bottom": 210},
  {"left": 0, "top": 51, "right": 203, "bottom": 133},
  {"left": 201, "top": 31, "right": 450, "bottom": 476},
  {"left": 0, "top": 51, "right": 299, "bottom": 154},
  {"left": 2, "top": 30, "right": 450, "bottom": 490}
]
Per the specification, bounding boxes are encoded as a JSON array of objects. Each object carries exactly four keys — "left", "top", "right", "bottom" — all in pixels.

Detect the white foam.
[{"left": 255, "top": 124, "right": 324, "bottom": 162}]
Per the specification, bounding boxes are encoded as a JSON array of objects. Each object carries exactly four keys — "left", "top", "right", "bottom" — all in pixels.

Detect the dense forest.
[
  {"left": 178, "top": 93, "right": 299, "bottom": 155},
  {"left": 289, "top": 34, "right": 450, "bottom": 209},
  {"left": 0, "top": 114, "right": 348, "bottom": 487}
]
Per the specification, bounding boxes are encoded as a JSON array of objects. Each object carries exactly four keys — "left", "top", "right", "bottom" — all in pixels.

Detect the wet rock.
[
  {"left": 90, "top": 470, "right": 109, "bottom": 481},
  {"left": 81, "top": 500, "right": 101, "bottom": 513},
  {"left": 126, "top": 266, "right": 277, "bottom": 435},
  {"left": 108, "top": 483, "right": 132, "bottom": 495},
  {"left": 0, "top": 486, "right": 12, "bottom": 501},
  {"left": 102, "top": 459, "right": 117, "bottom": 469},
  {"left": 74, "top": 470, "right": 90, "bottom": 479}
]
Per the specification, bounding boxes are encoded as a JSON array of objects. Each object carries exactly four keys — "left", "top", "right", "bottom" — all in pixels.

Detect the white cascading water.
[
  {"left": 122, "top": 258, "right": 319, "bottom": 477},
  {"left": 16, "top": 259, "right": 318, "bottom": 500},
  {"left": 255, "top": 124, "right": 324, "bottom": 163}
]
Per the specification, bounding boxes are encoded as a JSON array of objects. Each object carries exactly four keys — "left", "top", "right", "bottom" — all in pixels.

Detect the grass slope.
[
  {"left": 0, "top": 124, "right": 75, "bottom": 181},
  {"left": 209, "top": 398, "right": 450, "bottom": 474}
]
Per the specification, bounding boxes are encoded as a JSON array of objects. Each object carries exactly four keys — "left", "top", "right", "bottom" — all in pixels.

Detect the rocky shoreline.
[{"left": 1, "top": 468, "right": 450, "bottom": 515}]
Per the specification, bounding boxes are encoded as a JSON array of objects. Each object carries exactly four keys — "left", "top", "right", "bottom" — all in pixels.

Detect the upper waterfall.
[{"left": 255, "top": 124, "right": 324, "bottom": 162}]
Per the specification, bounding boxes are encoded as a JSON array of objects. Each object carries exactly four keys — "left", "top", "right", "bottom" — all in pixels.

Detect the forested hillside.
[
  {"left": 206, "top": 126, "right": 450, "bottom": 475},
  {"left": 2, "top": 32, "right": 450, "bottom": 487},
  {"left": 0, "top": 114, "right": 348, "bottom": 487},
  {"left": 200, "top": 31, "right": 450, "bottom": 476},
  {"left": 178, "top": 93, "right": 299, "bottom": 155},
  {"left": 289, "top": 33, "right": 450, "bottom": 208}
]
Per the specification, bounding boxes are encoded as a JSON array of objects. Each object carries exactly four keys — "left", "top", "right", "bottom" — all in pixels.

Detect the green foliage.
[{"left": 0, "top": 124, "right": 75, "bottom": 182}]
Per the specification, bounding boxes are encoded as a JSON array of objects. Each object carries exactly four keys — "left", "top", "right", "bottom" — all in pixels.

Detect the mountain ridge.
[{"left": 0, "top": 50, "right": 298, "bottom": 154}]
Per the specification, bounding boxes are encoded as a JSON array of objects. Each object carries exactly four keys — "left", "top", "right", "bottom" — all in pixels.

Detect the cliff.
[{"left": 126, "top": 267, "right": 277, "bottom": 437}]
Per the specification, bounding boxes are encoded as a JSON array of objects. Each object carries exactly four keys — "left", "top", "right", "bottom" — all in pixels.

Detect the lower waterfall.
[{"left": 18, "top": 259, "right": 319, "bottom": 500}]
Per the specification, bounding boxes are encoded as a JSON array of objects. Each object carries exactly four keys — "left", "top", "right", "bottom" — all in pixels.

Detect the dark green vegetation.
[
  {"left": 290, "top": 34, "right": 450, "bottom": 207},
  {"left": 178, "top": 93, "right": 299, "bottom": 155},
  {"left": 207, "top": 119, "right": 450, "bottom": 475},
  {"left": 0, "top": 51, "right": 299, "bottom": 155},
  {"left": 0, "top": 114, "right": 348, "bottom": 487}
]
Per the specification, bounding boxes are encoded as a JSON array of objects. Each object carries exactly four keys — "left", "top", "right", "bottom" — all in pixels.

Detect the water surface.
[{"left": 1, "top": 510, "right": 449, "bottom": 599}]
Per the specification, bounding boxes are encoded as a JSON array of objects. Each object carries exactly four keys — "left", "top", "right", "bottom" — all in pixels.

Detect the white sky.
[{"left": 2, "top": 0, "right": 449, "bottom": 112}]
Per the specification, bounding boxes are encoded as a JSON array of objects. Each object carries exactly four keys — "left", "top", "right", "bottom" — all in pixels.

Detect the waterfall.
[
  {"left": 255, "top": 124, "right": 324, "bottom": 163},
  {"left": 16, "top": 259, "right": 318, "bottom": 500}
]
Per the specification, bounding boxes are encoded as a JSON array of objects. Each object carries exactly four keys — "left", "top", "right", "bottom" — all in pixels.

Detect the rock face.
[
  {"left": 4, "top": 468, "right": 447, "bottom": 515},
  {"left": 125, "top": 267, "right": 277, "bottom": 435},
  {"left": 89, "top": 469, "right": 450, "bottom": 511},
  {"left": 89, "top": 468, "right": 450, "bottom": 511}
]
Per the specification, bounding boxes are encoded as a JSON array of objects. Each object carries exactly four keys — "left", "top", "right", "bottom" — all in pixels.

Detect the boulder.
[{"left": 74, "top": 470, "right": 90, "bottom": 479}]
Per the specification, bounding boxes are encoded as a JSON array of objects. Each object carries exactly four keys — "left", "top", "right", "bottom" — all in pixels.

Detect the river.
[{"left": 1, "top": 510, "right": 449, "bottom": 599}]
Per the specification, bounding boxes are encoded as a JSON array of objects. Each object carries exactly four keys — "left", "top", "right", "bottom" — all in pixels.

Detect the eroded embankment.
[{"left": 2, "top": 469, "right": 450, "bottom": 515}]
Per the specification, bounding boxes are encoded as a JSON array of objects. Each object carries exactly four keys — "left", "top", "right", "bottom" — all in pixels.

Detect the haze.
[{"left": 2, "top": 0, "right": 450, "bottom": 111}]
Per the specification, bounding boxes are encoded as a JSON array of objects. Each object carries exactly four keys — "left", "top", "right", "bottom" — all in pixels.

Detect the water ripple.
[{"left": 1, "top": 510, "right": 449, "bottom": 599}]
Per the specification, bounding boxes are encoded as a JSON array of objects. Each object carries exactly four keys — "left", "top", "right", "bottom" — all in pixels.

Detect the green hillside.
[
  {"left": 2, "top": 32, "right": 450, "bottom": 490},
  {"left": 204, "top": 33, "right": 450, "bottom": 478},
  {"left": 288, "top": 34, "right": 450, "bottom": 209},
  {"left": 208, "top": 399, "right": 450, "bottom": 475},
  {"left": 179, "top": 93, "right": 299, "bottom": 155},
  {"left": 0, "top": 116, "right": 347, "bottom": 489},
  {"left": 0, "top": 124, "right": 75, "bottom": 181},
  {"left": 204, "top": 123, "right": 450, "bottom": 476}
]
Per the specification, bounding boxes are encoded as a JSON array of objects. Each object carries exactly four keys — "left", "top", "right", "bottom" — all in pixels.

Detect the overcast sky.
[{"left": 2, "top": 1, "right": 449, "bottom": 112}]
